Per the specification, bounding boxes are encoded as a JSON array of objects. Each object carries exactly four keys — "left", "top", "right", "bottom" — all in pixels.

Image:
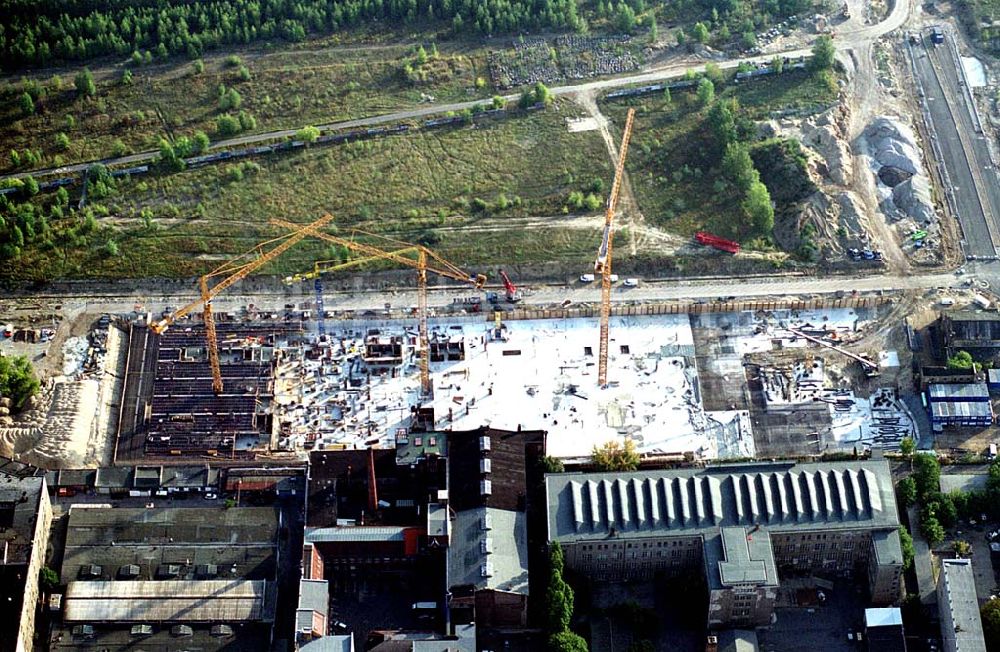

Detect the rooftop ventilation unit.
[
  {"left": 481, "top": 513, "right": 493, "bottom": 531},
  {"left": 171, "top": 625, "right": 194, "bottom": 638},
  {"left": 118, "top": 564, "right": 140, "bottom": 580},
  {"left": 210, "top": 625, "right": 234, "bottom": 637},
  {"left": 130, "top": 625, "right": 153, "bottom": 637},
  {"left": 480, "top": 538, "right": 493, "bottom": 554},
  {"left": 480, "top": 458, "right": 492, "bottom": 474},
  {"left": 479, "top": 436, "right": 491, "bottom": 451},
  {"left": 481, "top": 562, "right": 494, "bottom": 578},
  {"left": 480, "top": 480, "right": 492, "bottom": 496}
]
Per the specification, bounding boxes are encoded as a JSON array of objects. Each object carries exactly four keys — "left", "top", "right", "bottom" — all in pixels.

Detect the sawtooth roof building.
[{"left": 546, "top": 458, "right": 903, "bottom": 629}]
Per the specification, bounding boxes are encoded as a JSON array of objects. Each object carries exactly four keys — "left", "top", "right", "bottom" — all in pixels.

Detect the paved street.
[
  {"left": 909, "top": 28, "right": 1000, "bottom": 258},
  {"left": 4, "top": 269, "right": 966, "bottom": 319}
]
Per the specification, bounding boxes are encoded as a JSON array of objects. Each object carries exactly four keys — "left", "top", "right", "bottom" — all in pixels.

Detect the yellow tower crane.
[
  {"left": 149, "top": 213, "right": 335, "bottom": 394},
  {"left": 271, "top": 218, "right": 486, "bottom": 397},
  {"left": 595, "top": 108, "right": 635, "bottom": 387}
]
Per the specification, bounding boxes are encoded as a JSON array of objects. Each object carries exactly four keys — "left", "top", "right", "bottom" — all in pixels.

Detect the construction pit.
[{"left": 10, "top": 300, "right": 908, "bottom": 467}]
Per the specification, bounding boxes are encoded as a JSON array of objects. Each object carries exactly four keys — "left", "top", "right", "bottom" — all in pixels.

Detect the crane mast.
[
  {"left": 150, "top": 213, "right": 334, "bottom": 394},
  {"left": 596, "top": 108, "right": 635, "bottom": 387}
]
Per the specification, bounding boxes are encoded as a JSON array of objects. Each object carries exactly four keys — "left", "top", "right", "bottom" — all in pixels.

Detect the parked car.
[
  {"left": 579, "top": 273, "right": 595, "bottom": 282},
  {"left": 623, "top": 278, "right": 640, "bottom": 287}
]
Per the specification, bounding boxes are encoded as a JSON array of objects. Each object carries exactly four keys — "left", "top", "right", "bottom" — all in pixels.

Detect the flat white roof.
[{"left": 865, "top": 607, "right": 903, "bottom": 628}]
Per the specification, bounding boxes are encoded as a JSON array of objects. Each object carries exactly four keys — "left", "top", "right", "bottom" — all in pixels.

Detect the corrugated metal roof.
[
  {"left": 930, "top": 401, "right": 994, "bottom": 418},
  {"left": 928, "top": 383, "right": 991, "bottom": 401},
  {"left": 304, "top": 526, "right": 410, "bottom": 543},
  {"left": 63, "top": 580, "right": 271, "bottom": 622}
]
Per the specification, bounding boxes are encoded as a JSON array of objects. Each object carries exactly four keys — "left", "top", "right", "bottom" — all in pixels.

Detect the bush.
[
  {"left": 237, "top": 65, "right": 251, "bottom": 81},
  {"left": 192, "top": 59, "right": 205, "bottom": 74},
  {"left": 899, "top": 527, "right": 915, "bottom": 570},
  {"left": 216, "top": 114, "right": 241, "bottom": 137},
  {"left": 897, "top": 477, "right": 917, "bottom": 508},
  {"left": 74, "top": 68, "right": 96, "bottom": 97},
  {"left": 224, "top": 54, "right": 242, "bottom": 68},
  {"left": 0, "top": 355, "right": 40, "bottom": 411},
  {"left": 296, "top": 126, "right": 321, "bottom": 143},
  {"left": 19, "top": 92, "right": 34, "bottom": 116},
  {"left": 237, "top": 111, "right": 256, "bottom": 131}
]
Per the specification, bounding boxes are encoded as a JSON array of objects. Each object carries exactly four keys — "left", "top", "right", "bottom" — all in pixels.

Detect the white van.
[
  {"left": 623, "top": 278, "right": 640, "bottom": 287},
  {"left": 579, "top": 273, "right": 595, "bottom": 283}
]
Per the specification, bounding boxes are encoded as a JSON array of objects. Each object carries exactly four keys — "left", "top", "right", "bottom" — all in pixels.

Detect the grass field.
[
  {"left": 4, "top": 100, "right": 612, "bottom": 280},
  {"left": 0, "top": 42, "right": 490, "bottom": 175},
  {"left": 602, "top": 68, "right": 839, "bottom": 244}
]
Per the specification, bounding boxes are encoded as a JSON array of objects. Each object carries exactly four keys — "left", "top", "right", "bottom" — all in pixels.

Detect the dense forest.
[
  {"left": 0, "top": 0, "right": 589, "bottom": 66},
  {"left": 0, "top": 0, "right": 809, "bottom": 67}
]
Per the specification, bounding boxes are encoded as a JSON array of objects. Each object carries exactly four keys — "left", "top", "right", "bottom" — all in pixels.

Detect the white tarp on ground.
[{"left": 961, "top": 56, "right": 987, "bottom": 87}]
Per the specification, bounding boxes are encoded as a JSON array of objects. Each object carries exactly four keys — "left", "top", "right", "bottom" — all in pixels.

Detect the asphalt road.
[
  {"left": 0, "top": 0, "right": 909, "bottom": 183},
  {"left": 910, "top": 31, "right": 1000, "bottom": 257},
  {"left": 13, "top": 269, "right": 966, "bottom": 319},
  {"left": 927, "top": 30, "right": 1000, "bottom": 256}
]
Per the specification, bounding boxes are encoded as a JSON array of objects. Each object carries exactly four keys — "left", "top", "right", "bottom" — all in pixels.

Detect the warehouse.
[{"left": 925, "top": 383, "right": 994, "bottom": 427}]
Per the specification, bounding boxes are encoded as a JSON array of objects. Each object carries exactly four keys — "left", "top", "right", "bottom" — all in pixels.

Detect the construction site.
[{"left": 0, "top": 107, "right": 962, "bottom": 470}]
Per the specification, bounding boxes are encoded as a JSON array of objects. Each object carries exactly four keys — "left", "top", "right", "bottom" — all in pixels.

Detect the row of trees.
[
  {"left": 1, "top": 0, "right": 587, "bottom": 66},
  {"left": 545, "top": 542, "right": 589, "bottom": 651}
]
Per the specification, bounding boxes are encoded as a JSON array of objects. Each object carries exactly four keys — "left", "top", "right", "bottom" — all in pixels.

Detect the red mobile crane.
[{"left": 498, "top": 269, "right": 523, "bottom": 303}]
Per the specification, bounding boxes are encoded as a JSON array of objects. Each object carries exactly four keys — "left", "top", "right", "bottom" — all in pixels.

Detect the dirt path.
[
  {"left": 840, "top": 36, "right": 912, "bottom": 274},
  {"left": 570, "top": 89, "right": 650, "bottom": 257}
]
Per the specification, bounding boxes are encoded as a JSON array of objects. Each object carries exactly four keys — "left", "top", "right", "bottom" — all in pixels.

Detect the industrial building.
[
  {"left": 545, "top": 458, "right": 903, "bottom": 629},
  {"left": 937, "top": 559, "right": 987, "bottom": 652},
  {"left": 0, "top": 458, "right": 51, "bottom": 652},
  {"left": 939, "top": 312, "right": 1000, "bottom": 357},
  {"left": 925, "top": 383, "right": 994, "bottom": 428},
  {"left": 52, "top": 506, "right": 280, "bottom": 652}
]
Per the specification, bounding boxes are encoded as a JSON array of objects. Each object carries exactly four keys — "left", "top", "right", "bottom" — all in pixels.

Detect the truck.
[
  {"left": 695, "top": 231, "right": 741, "bottom": 254},
  {"left": 930, "top": 27, "right": 944, "bottom": 45}
]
